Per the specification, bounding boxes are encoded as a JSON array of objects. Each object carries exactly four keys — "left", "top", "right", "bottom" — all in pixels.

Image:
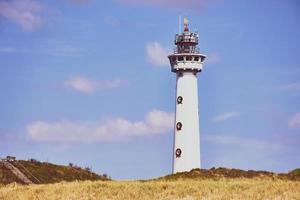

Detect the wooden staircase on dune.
[{"left": 1, "top": 160, "right": 33, "bottom": 184}]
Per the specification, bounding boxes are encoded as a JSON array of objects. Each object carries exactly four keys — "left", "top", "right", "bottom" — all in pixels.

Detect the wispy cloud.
[
  {"left": 118, "top": 0, "right": 213, "bottom": 11},
  {"left": 0, "top": 40, "right": 84, "bottom": 57},
  {"left": 67, "top": 0, "right": 92, "bottom": 5},
  {"left": 280, "top": 82, "right": 300, "bottom": 91},
  {"left": 212, "top": 111, "right": 240, "bottom": 123},
  {"left": 0, "top": 130, "right": 24, "bottom": 143},
  {"left": 64, "top": 76, "right": 127, "bottom": 94},
  {"left": 46, "top": 40, "right": 83, "bottom": 57},
  {"left": 288, "top": 112, "right": 300, "bottom": 129},
  {"left": 0, "top": 0, "right": 45, "bottom": 31},
  {"left": 204, "top": 134, "right": 284, "bottom": 152},
  {"left": 203, "top": 134, "right": 289, "bottom": 169},
  {"left": 26, "top": 110, "right": 174, "bottom": 142},
  {"left": 64, "top": 76, "right": 95, "bottom": 94},
  {"left": 145, "top": 42, "right": 170, "bottom": 67}
]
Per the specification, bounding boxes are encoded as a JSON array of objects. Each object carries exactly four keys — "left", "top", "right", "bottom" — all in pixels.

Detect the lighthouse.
[{"left": 168, "top": 18, "right": 206, "bottom": 173}]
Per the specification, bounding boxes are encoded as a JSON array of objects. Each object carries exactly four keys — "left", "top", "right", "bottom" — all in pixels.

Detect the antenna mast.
[{"left": 179, "top": 15, "right": 181, "bottom": 34}]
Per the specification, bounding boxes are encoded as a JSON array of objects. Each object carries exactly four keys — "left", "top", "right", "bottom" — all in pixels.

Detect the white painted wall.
[{"left": 173, "top": 71, "right": 201, "bottom": 173}]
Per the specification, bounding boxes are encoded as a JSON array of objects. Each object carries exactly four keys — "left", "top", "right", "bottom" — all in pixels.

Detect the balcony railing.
[
  {"left": 175, "top": 33, "right": 199, "bottom": 44},
  {"left": 173, "top": 47, "right": 200, "bottom": 54}
]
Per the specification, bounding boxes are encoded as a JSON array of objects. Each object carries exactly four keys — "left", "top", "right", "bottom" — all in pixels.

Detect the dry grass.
[{"left": 0, "top": 179, "right": 299, "bottom": 200}]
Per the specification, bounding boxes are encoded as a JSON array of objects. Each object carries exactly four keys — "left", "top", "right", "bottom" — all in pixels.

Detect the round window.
[
  {"left": 176, "top": 122, "right": 182, "bottom": 130},
  {"left": 175, "top": 148, "right": 182, "bottom": 158},
  {"left": 177, "top": 96, "right": 183, "bottom": 104}
]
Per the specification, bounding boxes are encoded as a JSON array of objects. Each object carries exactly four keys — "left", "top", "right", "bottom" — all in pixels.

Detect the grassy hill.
[
  {"left": 0, "top": 159, "right": 109, "bottom": 185},
  {"left": 287, "top": 168, "right": 300, "bottom": 181},
  {"left": 1, "top": 165, "right": 299, "bottom": 199},
  {"left": 158, "top": 167, "right": 300, "bottom": 181}
]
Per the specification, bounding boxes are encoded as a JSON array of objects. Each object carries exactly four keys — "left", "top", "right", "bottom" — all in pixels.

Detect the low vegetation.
[
  {"left": 0, "top": 167, "right": 299, "bottom": 199},
  {"left": 158, "top": 167, "right": 300, "bottom": 181},
  {"left": 287, "top": 168, "right": 300, "bottom": 181},
  {"left": 0, "top": 179, "right": 299, "bottom": 200}
]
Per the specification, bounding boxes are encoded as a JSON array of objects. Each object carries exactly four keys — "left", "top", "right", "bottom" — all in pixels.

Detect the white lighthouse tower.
[{"left": 168, "top": 18, "right": 206, "bottom": 173}]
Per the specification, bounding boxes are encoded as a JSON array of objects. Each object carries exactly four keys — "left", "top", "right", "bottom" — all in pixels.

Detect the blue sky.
[{"left": 0, "top": 0, "right": 299, "bottom": 180}]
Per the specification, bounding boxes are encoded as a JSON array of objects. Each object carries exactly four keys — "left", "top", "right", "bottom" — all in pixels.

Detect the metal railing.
[
  {"left": 175, "top": 33, "right": 199, "bottom": 44},
  {"left": 14, "top": 161, "right": 41, "bottom": 184},
  {"left": 173, "top": 47, "right": 200, "bottom": 54}
]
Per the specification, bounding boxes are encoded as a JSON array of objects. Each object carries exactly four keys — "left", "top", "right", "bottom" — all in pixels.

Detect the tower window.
[
  {"left": 175, "top": 148, "right": 182, "bottom": 158},
  {"left": 176, "top": 122, "right": 182, "bottom": 130},
  {"left": 194, "top": 57, "right": 199, "bottom": 61},
  {"left": 178, "top": 56, "right": 184, "bottom": 61},
  {"left": 177, "top": 96, "right": 183, "bottom": 104},
  {"left": 186, "top": 56, "right": 192, "bottom": 61}
]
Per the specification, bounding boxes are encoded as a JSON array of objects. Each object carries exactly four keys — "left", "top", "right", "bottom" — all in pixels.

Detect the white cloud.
[
  {"left": 64, "top": 76, "right": 95, "bottom": 94},
  {"left": 212, "top": 111, "right": 240, "bottom": 123},
  {"left": 0, "top": 0, "right": 45, "bottom": 31},
  {"left": 288, "top": 112, "right": 300, "bottom": 129},
  {"left": 64, "top": 76, "right": 127, "bottom": 94},
  {"left": 280, "top": 82, "right": 300, "bottom": 91},
  {"left": 145, "top": 42, "right": 170, "bottom": 67},
  {"left": 26, "top": 110, "right": 174, "bottom": 142}
]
